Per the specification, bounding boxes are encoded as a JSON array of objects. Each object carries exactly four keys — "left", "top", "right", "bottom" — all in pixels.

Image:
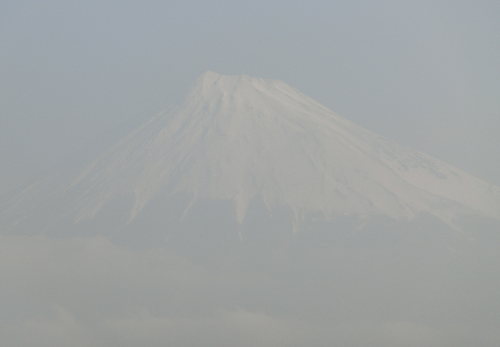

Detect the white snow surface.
[{"left": 4, "top": 71, "right": 500, "bottom": 230}]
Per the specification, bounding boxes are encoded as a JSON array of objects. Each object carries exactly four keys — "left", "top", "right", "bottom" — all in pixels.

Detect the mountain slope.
[{"left": 1, "top": 71, "right": 499, "bottom": 237}]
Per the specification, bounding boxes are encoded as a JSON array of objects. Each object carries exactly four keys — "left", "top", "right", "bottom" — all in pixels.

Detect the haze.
[{"left": 1, "top": 2, "right": 499, "bottom": 347}]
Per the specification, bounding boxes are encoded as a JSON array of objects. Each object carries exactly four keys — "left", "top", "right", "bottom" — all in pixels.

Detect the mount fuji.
[{"left": 1, "top": 71, "right": 499, "bottom": 244}]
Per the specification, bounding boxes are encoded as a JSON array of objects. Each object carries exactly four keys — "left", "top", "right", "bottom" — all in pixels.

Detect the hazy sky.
[
  {"left": 2, "top": 3, "right": 500, "bottom": 346},
  {"left": 1, "top": 0, "right": 499, "bottom": 194}
]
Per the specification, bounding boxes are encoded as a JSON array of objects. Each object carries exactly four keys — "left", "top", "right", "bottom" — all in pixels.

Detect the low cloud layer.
[
  {"left": 5, "top": 306, "right": 495, "bottom": 347},
  {"left": 1, "top": 225, "right": 500, "bottom": 347}
]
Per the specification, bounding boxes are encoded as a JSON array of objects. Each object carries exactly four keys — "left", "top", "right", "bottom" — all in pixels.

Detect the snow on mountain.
[{"left": 1, "top": 71, "right": 500, "bottom": 235}]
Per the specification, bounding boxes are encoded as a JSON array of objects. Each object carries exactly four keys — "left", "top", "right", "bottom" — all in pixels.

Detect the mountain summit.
[{"left": 1, "top": 72, "right": 500, "bottom": 239}]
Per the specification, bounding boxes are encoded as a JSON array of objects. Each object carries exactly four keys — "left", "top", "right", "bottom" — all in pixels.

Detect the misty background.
[{"left": 1, "top": 1, "right": 500, "bottom": 347}]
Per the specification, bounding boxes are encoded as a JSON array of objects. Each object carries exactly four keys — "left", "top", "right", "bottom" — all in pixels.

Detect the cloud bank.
[{"left": 1, "top": 228, "right": 499, "bottom": 347}]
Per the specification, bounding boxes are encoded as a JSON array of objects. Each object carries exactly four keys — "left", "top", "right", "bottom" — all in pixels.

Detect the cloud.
[
  {"left": 4, "top": 305, "right": 499, "bottom": 347},
  {"left": 1, "top": 233, "right": 500, "bottom": 347}
]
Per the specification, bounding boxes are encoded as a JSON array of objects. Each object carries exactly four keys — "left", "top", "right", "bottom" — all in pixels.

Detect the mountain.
[
  {"left": 3, "top": 71, "right": 500, "bottom": 347},
  {"left": 1, "top": 71, "right": 499, "bottom": 244}
]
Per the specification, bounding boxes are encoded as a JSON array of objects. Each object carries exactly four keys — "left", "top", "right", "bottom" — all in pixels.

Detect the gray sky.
[
  {"left": 1, "top": 0, "right": 499, "bottom": 194},
  {"left": 1, "top": 2, "right": 500, "bottom": 345}
]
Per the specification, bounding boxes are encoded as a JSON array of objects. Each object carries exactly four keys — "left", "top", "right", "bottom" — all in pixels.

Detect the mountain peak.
[
  {"left": 192, "top": 71, "right": 270, "bottom": 101},
  {"left": 186, "top": 72, "right": 337, "bottom": 126},
  {"left": 197, "top": 70, "right": 254, "bottom": 85}
]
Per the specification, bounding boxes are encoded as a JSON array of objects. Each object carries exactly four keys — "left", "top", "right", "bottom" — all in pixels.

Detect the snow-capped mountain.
[{"left": 1, "top": 71, "right": 499, "bottom": 238}]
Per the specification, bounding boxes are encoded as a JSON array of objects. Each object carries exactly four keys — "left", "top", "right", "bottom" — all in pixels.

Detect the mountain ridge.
[{"left": 1, "top": 72, "right": 499, "bottom": 237}]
